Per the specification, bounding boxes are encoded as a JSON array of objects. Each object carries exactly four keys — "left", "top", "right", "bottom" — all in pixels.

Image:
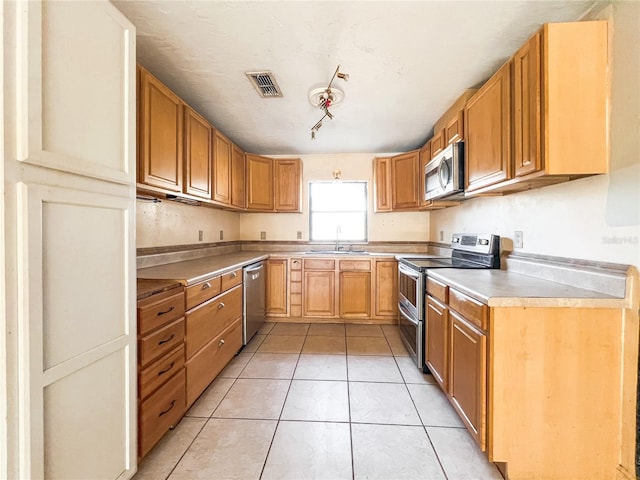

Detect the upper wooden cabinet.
[
  {"left": 373, "top": 157, "right": 392, "bottom": 212},
  {"left": 466, "top": 21, "right": 608, "bottom": 196},
  {"left": 465, "top": 61, "right": 512, "bottom": 193},
  {"left": 445, "top": 110, "right": 464, "bottom": 145},
  {"left": 212, "top": 129, "right": 231, "bottom": 204},
  {"left": 430, "top": 128, "right": 446, "bottom": 157},
  {"left": 183, "top": 106, "right": 212, "bottom": 199},
  {"left": 391, "top": 150, "right": 421, "bottom": 210},
  {"left": 419, "top": 141, "right": 431, "bottom": 207},
  {"left": 274, "top": 159, "right": 302, "bottom": 212},
  {"left": 246, "top": 154, "right": 274, "bottom": 211},
  {"left": 138, "top": 66, "right": 184, "bottom": 192},
  {"left": 230, "top": 144, "right": 246, "bottom": 209}
]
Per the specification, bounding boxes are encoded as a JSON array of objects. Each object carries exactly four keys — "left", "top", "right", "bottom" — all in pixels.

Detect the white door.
[{"left": 3, "top": 1, "right": 137, "bottom": 478}]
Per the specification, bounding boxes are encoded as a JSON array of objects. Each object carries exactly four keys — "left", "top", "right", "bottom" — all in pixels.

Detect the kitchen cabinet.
[
  {"left": 418, "top": 141, "right": 431, "bottom": 208},
  {"left": 466, "top": 21, "right": 608, "bottom": 196},
  {"left": 246, "top": 154, "right": 274, "bottom": 210},
  {"left": 231, "top": 144, "right": 246, "bottom": 209},
  {"left": 430, "top": 128, "right": 446, "bottom": 157},
  {"left": 303, "top": 259, "right": 337, "bottom": 318},
  {"left": 372, "top": 259, "right": 397, "bottom": 319},
  {"left": 212, "top": 129, "right": 232, "bottom": 205},
  {"left": 183, "top": 106, "right": 212, "bottom": 199},
  {"left": 137, "top": 286, "right": 187, "bottom": 458},
  {"left": 425, "top": 296, "right": 449, "bottom": 391},
  {"left": 184, "top": 270, "right": 243, "bottom": 406},
  {"left": 464, "top": 61, "right": 512, "bottom": 193},
  {"left": 138, "top": 66, "right": 184, "bottom": 192},
  {"left": 266, "top": 258, "right": 288, "bottom": 316},
  {"left": 445, "top": 110, "right": 464, "bottom": 145},
  {"left": 289, "top": 257, "right": 303, "bottom": 317},
  {"left": 339, "top": 260, "right": 372, "bottom": 319},
  {"left": 274, "top": 159, "right": 302, "bottom": 212},
  {"left": 373, "top": 157, "right": 392, "bottom": 212},
  {"left": 391, "top": 150, "right": 421, "bottom": 210}
]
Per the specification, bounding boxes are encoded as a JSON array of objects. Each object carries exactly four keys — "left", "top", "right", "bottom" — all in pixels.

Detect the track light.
[{"left": 308, "top": 64, "right": 349, "bottom": 140}]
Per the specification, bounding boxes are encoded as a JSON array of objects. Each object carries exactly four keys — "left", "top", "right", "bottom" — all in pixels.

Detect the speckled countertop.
[
  {"left": 426, "top": 269, "right": 627, "bottom": 308},
  {"left": 137, "top": 252, "right": 269, "bottom": 285},
  {"left": 137, "top": 278, "right": 183, "bottom": 301}
]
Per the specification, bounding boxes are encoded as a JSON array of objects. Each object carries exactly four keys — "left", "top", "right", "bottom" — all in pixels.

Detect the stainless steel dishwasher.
[{"left": 243, "top": 261, "right": 266, "bottom": 345}]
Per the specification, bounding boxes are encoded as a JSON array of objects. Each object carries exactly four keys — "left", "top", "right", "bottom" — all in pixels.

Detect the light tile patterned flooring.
[{"left": 135, "top": 323, "right": 503, "bottom": 480}]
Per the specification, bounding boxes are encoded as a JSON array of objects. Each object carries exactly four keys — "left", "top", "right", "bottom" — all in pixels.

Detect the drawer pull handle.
[
  {"left": 159, "top": 400, "right": 175, "bottom": 417},
  {"left": 230, "top": 272, "right": 237, "bottom": 278},
  {"left": 218, "top": 302, "right": 225, "bottom": 309},
  {"left": 293, "top": 260, "right": 299, "bottom": 264},
  {"left": 158, "top": 362, "right": 175, "bottom": 376},
  {"left": 219, "top": 339, "right": 225, "bottom": 347},
  {"left": 202, "top": 282, "right": 211, "bottom": 290},
  {"left": 157, "top": 306, "right": 175, "bottom": 316},
  {"left": 158, "top": 334, "right": 175, "bottom": 346}
]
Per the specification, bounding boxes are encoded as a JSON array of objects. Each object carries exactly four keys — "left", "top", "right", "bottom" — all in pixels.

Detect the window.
[{"left": 309, "top": 181, "right": 367, "bottom": 242}]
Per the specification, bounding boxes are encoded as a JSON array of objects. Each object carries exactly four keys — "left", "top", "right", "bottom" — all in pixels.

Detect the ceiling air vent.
[{"left": 245, "top": 71, "right": 283, "bottom": 98}]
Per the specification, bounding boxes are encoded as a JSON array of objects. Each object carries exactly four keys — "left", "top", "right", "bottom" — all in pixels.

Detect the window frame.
[{"left": 308, "top": 180, "right": 368, "bottom": 243}]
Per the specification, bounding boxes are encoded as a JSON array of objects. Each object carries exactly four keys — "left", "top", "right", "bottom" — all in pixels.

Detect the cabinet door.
[
  {"left": 139, "top": 67, "right": 183, "bottom": 191},
  {"left": 231, "top": 144, "right": 246, "bottom": 209},
  {"left": 212, "top": 130, "right": 231, "bottom": 204},
  {"left": 373, "top": 157, "right": 392, "bottom": 212},
  {"left": 246, "top": 154, "right": 274, "bottom": 211},
  {"left": 425, "top": 296, "right": 448, "bottom": 390},
  {"left": 465, "top": 62, "right": 512, "bottom": 192},
  {"left": 266, "top": 259, "right": 288, "bottom": 316},
  {"left": 445, "top": 110, "right": 465, "bottom": 145},
  {"left": 373, "top": 260, "right": 398, "bottom": 318},
  {"left": 449, "top": 311, "right": 487, "bottom": 451},
  {"left": 514, "top": 32, "right": 542, "bottom": 177},
  {"left": 340, "top": 271, "right": 371, "bottom": 318},
  {"left": 274, "top": 159, "right": 301, "bottom": 212},
  {"left": 183, "top": 106, "right": 212, "bottom": 199},
  {"left": 303, "top": 271, "right": 336, "bottom": 317},
  {"left": 419, "top": 142, "right": 431, "bottom": 207},
  {"left": 391, "top": 151, "right": 420, "bottom": 210},
  {"left": 431, "top": 128, "right": 446, "bottom": 156}
]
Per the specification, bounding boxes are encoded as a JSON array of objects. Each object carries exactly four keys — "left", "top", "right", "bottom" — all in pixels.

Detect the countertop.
[
  {"left": 137, "top": 278, "right": 183, "bottom": 301},
  {"left": 426, "top": 268, "right": 627, "bottom": 308},
  {"left": 137, "top": 252, "right": 269, "bottom": 286}
]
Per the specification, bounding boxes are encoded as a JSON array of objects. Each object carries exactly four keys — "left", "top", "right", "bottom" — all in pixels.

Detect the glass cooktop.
[{"left": 398, "top": 257, "right": 492, "bottom": 271}]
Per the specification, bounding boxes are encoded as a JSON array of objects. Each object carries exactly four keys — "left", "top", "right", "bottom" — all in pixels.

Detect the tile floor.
[{"left": 135, "top": 323, "right": 503, "bottom": 480}]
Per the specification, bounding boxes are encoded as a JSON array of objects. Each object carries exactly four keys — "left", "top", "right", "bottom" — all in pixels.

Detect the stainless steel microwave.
[{"left": 424, "top": 142, "right": 464, "bottom": 201}]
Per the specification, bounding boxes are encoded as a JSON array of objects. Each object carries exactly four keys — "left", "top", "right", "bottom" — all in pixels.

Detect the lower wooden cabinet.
[
  {"left": 303, "top": 270, "right": 337, "bottom": 317},
  {"left": 266, "top": 258, "right": 288, "bottom": 316},
  {"left": 425, "top": 296, "right": 449, "bottom": 390},
  {"left": 373, "top": 259, "right": 397, "bottom": 319},
  {"left": 185, "top": 318, "right": 242, "bottom": 406},
  {"left": 339, "top": 271, "right": 371, "bottom": 318},
  {"left": 448, "top": 310, "right": 488, "bottom": 451}
]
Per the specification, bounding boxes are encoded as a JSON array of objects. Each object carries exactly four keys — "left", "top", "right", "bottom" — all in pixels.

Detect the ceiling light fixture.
[{"left": 309, "top": 64, "right": 349, "bottom": 140}]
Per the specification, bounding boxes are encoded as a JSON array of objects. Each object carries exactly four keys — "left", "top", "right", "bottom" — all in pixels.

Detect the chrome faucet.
[{"left": 335, "top": 226, "right": 342, "bottom": 251}]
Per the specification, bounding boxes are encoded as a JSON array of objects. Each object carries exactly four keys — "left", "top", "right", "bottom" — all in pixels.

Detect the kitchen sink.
[{"left": 304, "top": 250, "right": 370, "bottom": 255}]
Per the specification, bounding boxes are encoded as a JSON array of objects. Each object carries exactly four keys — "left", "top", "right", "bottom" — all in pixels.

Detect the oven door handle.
[
  {"left": 398, "top": 264, "right": 421, "bottom": 280},
  {"left": 398, "top": 303, "right": 419, "bottom": 327}
]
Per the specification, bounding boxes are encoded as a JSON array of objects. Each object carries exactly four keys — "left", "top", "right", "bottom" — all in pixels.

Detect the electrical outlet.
[
  {"left": 439, "top": 230, "right": 444, "bottom": 241},
  {"left": 297, "top": 231, "right": 302, "bottom": 240},
  {"left": 219, "top": 230, "right": 224, "bottom": 240},
  {"left": 260, "top": 231, "right": 266, "bottom": 240},
  {"left": 198, "top": 230, "right": 203, "bottom": 242},
  {"left": 514, "top": 231, "right": 524, "bottom": 249}
]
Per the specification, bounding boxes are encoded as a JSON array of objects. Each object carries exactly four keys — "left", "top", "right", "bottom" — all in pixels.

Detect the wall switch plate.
[
  {"left": 260, "top": 231, "right": 266, "bottom": 240},
  {"left": 219, "top": 230, "right": 224, "bottom": 240},
  {"left": 198, "top": 230, "right": 203, "bottom": 241},
  {"left": 297, "top": 231, "right": 302, "bottom": 240},
  {"left": 514, "top": 231, "right": 524, "bottom": 248},
  {"left": 439, "top": 230, "right": 444, "bottom": 241}
]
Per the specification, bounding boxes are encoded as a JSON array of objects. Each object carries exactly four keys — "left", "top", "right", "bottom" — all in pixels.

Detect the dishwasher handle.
[{"left": 244, "top": 262, "right": 264, "bottom": 277}]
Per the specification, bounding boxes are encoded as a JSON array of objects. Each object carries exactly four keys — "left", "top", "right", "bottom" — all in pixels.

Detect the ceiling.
[{"left": 112, "top": 0, "right": 596, "bottom": 155}]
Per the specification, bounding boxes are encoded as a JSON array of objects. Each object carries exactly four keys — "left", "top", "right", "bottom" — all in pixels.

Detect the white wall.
[
  {"left": 240, "top": 153, "right": 429, "bottom": 242},
  {"left": 430, "top": 1, "right": 640, "bottom": 268},
  {"left": 137, "top": 201, "right": 240, "bottom": 248}
]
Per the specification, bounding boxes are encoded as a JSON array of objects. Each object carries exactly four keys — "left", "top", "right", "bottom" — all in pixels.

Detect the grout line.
[
  {"left": 423, "top": 426, "right": 451, "bottom": 480},
  {"left": 345, "top": 340, "right": 355, "bottom": 480}
]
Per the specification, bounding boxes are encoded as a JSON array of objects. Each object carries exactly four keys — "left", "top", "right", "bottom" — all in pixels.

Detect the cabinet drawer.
[
  {"left": 221, "top": 268, "right": 242, "bottom": 291},
  {"left": 339, "top": 259, "right": 371, "bottom": 271},
  {"left": 290, "top": 293, "right": 302, "bottom": 306},
  {"left": 139, "top": 368, "right": 186, "bottom": 458},
  {"left": 290, "top": 305, "right": 302, "bottom": 317},
  {"left": 186, "top": 276, "right": 221, "bottom": 310},
  {"left": 185, "top": 284, "right": 242, "bottom": 358},
  {"left": 449, "top": 289, "right": 487, "bottom": 331},
  {"left": 426, "top": 277, "right": 449, "bottom": 304},
  {"left": 139, "top": 317, "right": 185, "bottom": 367},
  {"left": 290, "top": 271, "right": 302, "bottom": 282},
  {"left": 290, "top": 258, "right": 302, "bottom": 270},
  {"left": 303, "top": 259, "right": 335, "bottom": 270},
  {"left": 290, "top": 282, "right": 302, "bottom": 294},
  {"left": 186, "top": 318, "right": 242, "bottom": 407},
  {"left": 139, "top": 344, "right": 185, "bottom": 401},
  {"left": 138, "top": 290, "right": 185, "bottom": 336}
]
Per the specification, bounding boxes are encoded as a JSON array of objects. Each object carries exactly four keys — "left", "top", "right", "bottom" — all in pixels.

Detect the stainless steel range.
[{"left": 397, "top": 233, "right": 500, "bottom": 371}]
